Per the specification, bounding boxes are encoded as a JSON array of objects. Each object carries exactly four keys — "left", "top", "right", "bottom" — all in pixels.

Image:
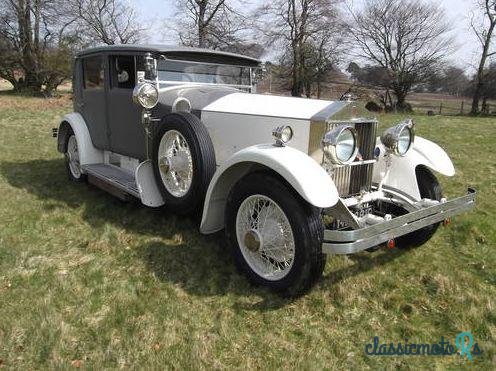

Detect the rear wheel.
[
  {"left": 396, "top": 167, "right": 443, "bottom": 248},
  {"left": 225, "top": 172, "right": 325, "bottom": 297},
  {"left": 65, "top": 131, "right": 86, "bottom": 183}
]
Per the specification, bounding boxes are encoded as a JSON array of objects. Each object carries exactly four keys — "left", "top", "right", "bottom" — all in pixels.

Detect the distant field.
[
  {"left": 257, "top": 77, "right": 491, "bottom": 116},
  {"left": 0, "top": 79, "right": 71, "bottom": 93},
  {"left": 0, "top": 93, "right": 494, "bottom": 368},
  {"left": 407, "top": 93, "right": 495, "bottom": 116}
]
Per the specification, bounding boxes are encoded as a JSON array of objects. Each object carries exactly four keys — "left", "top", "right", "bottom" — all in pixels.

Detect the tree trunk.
[
  {"left": 298, "top": 44, "right": 306, "bottom": 97},
  {"left": 304, "top": 79, "right": 311, "bottom": 98},
  {"left": 198, "top": 3, "right": 207, "bottom": 47},
  {"left": 471, "top": 20, "right": 495, "bottom": 115},
  {"left": 291, "top": 43, "right": 301, "bottom": 96},
  {"left": 15, "top": 0, "right": 43, "bottom": 93},
  {"left": 386, "top": 89, "right": 393, "bottom": 110},
  {"left": 392, "top": 87, "right": 411, "bottom": 112},
  {"left": 396, "top": 93, "right": 406, "bottom": 109},
  {"left": 482, "top": 96, "right": 489, "bottom": 114}
]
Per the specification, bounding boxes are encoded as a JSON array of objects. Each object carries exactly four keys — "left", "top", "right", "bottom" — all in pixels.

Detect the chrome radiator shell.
[{"left": 309, "top": 120, "right": 378, "bottom": 197}]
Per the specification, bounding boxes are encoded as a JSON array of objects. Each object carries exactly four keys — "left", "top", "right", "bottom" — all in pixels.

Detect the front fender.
[
  {"left": 372, "top": 136, "right": 455, "bottom": 200},
  {"left": 200, "top": 144, "right": 338, "bottom": 234}
]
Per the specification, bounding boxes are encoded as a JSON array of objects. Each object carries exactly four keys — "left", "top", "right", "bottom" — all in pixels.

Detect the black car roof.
[{"left": 76, "top": 44, "right": 261, "bottom": 66}]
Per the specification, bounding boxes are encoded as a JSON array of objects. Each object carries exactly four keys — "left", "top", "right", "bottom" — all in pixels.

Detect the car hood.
[
  {"left": 202, "top": 92, "right": 351, "bottom": 121},
  {"left": 156, "top": 86, "right": 366, "bottom": 122}
]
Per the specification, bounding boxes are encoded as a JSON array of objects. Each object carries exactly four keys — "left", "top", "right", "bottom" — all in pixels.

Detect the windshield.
[{"left": 157, "top": 59, "right": 252, "bottom": 87}]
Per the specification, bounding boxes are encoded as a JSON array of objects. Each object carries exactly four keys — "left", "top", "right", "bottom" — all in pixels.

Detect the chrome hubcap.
[
  {"left": 67, "top": 135, "right": 81, "bottom": 178},
  {"left": 158, "top": 130, "right": 193, "bottom": 197},
  {"left": 236, "top": 195, "right": 295, "bottom": 281},
  {"left": 244, "top": 229, "right": 262, "bottom": 252}
]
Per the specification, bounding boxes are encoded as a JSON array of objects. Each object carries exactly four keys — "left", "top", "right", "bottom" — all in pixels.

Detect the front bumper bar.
[{"left": 322, "top": 188, "right": 476, "bottom": 255}]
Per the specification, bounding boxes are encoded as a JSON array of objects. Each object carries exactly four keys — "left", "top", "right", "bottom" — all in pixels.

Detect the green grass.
[{"left": 0, "top": 94, "right": 495, "bottom": 369}]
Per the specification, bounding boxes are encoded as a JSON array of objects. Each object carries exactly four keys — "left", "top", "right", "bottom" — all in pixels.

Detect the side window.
[
  {"left": 110, "top": 55, "right": 136, "bottom": 89},
  {"left": 83, "top": 56, "right": 104, "bottom": 89}
]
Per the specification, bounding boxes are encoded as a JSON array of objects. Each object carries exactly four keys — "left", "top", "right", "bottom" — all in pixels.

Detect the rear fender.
[{"left": 58, "top": 112, "right": 103, "bottom": 166}]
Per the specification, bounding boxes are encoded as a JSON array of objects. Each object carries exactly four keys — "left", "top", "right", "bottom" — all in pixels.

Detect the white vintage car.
[{"left": 56, "top": 45, "right": 475, "bottom": 296}]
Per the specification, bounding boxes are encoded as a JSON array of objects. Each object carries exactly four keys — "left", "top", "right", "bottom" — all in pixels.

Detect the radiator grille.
[{"left": 326, "top": 121, "right": 378, "bottom": 197}]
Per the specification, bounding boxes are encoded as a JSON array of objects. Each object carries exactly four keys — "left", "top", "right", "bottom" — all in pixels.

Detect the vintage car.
[{"left": 55, "top": 44, "right": 476, "bottom": 296}]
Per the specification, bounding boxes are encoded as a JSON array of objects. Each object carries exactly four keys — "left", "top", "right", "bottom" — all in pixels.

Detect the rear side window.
[
  {"left": 83, "top": 56, "right": 104, "bottom": 89},
  {"left": 110, "top": 55, "right": 136, "bottom": 89}
]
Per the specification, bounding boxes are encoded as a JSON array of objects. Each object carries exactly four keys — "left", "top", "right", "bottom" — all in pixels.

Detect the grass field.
[{"left": 0, "top": 93, "right": 495, "bottom": 369}]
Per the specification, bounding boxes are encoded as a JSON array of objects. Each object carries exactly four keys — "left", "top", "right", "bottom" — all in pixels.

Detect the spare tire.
[{"left": 152, "top": 112, "right": 216, "bottom": 214}]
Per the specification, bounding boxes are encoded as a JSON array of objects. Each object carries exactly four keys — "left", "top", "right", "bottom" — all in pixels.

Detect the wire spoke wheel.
[
  {"left": 158, "top": 130, "right": 194, "bottom": 197},
  {"left": 226, "top": 173, "right": 325, "bottom": 296},
  {"left": 235, "top": 194, "right": 296, "bottom": 281},
  {"left": 152, "top": 113, "right": 216, "bottom": 214},
  {"left": 67, "top": 135, "right": 82, "bottom": 179}
]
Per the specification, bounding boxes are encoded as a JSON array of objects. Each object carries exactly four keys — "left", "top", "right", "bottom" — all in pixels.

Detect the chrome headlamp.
[
  {"left": 132, "top": 82, "right": 159, "bottom": 109},
  {"left": 322, "top": 124, "right": 359, "bottom": 165},
  {"left": 380, "top": 119, "right": 415, "bottom": 156},
  {"left": 272, "top": 125, "right": 293, "bottom": 146}
]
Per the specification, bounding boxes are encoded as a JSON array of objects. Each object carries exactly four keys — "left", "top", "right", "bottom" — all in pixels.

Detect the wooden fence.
[{"left": 411, "top": 101, "right": 495, "bottom": 116}]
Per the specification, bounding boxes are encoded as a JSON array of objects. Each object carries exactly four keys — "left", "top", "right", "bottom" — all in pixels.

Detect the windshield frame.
[{"left": 156, "top": 57, "right": 257, "bottom": 90}]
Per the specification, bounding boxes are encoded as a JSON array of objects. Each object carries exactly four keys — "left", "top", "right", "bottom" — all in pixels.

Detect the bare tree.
[
  {"left": 347, "top": 62, "right": 394, "bottom": 108},
  {"left": 256, "top": 0, "right": 343, "bottom": 97},
  {"left": 173, "top": 1, "right": 235, "bottom": 47},
  {"left": 481, "top": 62, "right": 496, "bottom": 113},
  {"left": 0, "top": 0, "right": 75, "bottom": 94},
  {"left": 426, "top": 66, "right": 470, "bottom": 96},
  {"left": 470, "top": 0, "right": 496, "bottom": 114},
  {"left": 170, "top": 0, "right": 264, "bottom": 57},
  {"left": 302, "top": 27, "right": 343, "bottom": 98},
  {"left": 67, "top": 0, "right": 144, "bottom": 46},
  {"left": 347, "top": 0, "right": 453, "bottom": 111},
  {"left": 0, "top": 0, "right": 143, "bottom": 95}
]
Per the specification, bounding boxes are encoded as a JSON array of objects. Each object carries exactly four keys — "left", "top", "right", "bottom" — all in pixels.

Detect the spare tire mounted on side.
[{"left": 152, "top": 112, "right": 216, "bottom": 214}]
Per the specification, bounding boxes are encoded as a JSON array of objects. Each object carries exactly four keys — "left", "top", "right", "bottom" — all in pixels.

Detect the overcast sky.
[{"left": 131, "top": 0, "right": 482, "bottom": 70}]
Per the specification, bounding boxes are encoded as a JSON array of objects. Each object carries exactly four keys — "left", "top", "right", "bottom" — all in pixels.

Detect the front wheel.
[
  {"left": 225, "top": 172, "right": 326, "bottom": 297},
  {"left": 395, "top": 166, "right": 443, "bottom": 248}
]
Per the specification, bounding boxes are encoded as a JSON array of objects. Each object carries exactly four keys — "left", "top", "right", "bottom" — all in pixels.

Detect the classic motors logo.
[{"left": 365, "top": 332, "right": 482, "bottom": 360}]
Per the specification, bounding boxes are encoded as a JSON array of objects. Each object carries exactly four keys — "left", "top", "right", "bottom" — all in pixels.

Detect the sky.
[{"left": 131, "top": 0, "right": 482, "bottom": 70}]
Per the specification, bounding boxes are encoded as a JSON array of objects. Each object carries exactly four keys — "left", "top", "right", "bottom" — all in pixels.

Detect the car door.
[
  {"left": 107, "top": 54, "right": 146, "bottom": 160},
  {"left": 81, "top": 55, "right": 109, "bottom": 149}
]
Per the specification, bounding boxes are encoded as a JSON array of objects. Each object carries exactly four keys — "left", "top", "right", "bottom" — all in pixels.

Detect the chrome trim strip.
[
  {"left": 158, "top": 80, "right": 252, "bottom": 89},
  {"left": 310, "top": 101, "right": 350, "bottom": 122},
  {"left": 334, "top": 159, "right": 377, "bottom": 167},
  {"left": 322, "top": 188, "right": 476, "bottom": 253}
]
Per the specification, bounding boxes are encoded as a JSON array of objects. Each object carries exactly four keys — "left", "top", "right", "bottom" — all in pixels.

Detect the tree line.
[
  {"left": 0, "top": 0, "right": 495, "bottom": 115},
  {"left": 0, "top": 0, "right": 142, "bottom": 95}
]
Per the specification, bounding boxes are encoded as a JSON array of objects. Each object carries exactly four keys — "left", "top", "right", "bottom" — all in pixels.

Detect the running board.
[{"left": 82, "top": 164, "right": 140, "bottom": 199}]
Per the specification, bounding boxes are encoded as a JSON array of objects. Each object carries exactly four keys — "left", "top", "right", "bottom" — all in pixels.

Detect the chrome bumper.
[{"left": 322, "top": 188, "right": 476, "bottom": 255}]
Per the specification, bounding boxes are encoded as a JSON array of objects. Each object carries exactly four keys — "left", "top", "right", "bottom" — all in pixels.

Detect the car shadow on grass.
[{"left": 1, "top": 158, "right": 409, "bottom": 309}]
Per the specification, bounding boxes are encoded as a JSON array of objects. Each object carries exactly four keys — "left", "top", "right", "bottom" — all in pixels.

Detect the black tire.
[
  {"left": 152, "top": 112, "right": 216, "bottom": 215},
  {"left": 396, "top": 166, "right": 443, "bottom": 248},
  {"left": 225, "top": 172, "right": 326, "bottom": 297},
  {"left": 64, "top": 129, "right": 87, "bottom": 183}
]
